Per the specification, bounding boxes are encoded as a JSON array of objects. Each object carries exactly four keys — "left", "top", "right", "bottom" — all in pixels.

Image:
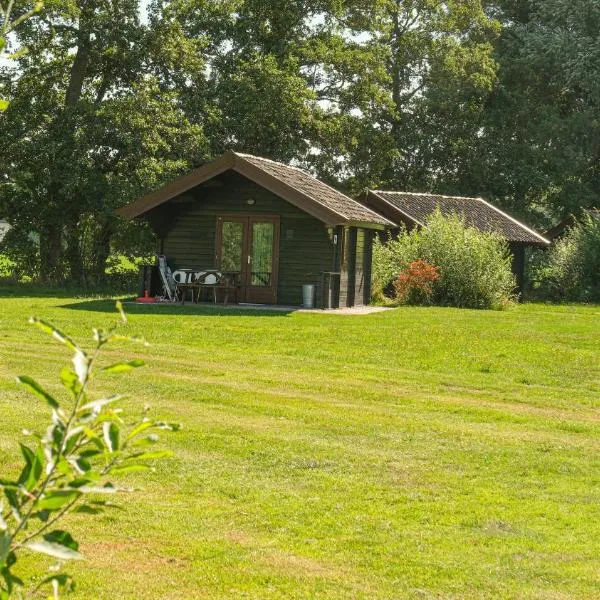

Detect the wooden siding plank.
[{"left": 156, "top": 172, "right": 336, "bottom": 306}]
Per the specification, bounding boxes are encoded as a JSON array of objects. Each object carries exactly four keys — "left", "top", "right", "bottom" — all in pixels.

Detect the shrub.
[
  {"left": 0, "top": 226, "right": 40, "bottom": 282},
  {"left": 533, "top": 215, "right": 600, "bottom": 302},
  {"left": 0, "top": 303, "right": 179, "bottom": 598},
  {"left": 373, "top": 211, "right": 516, "bottom": 309},
  {"left": 394, "top": 259, "right": 440, "bottom": 304}
]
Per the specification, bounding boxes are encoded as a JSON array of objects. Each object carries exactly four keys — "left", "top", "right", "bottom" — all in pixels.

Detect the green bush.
[
  {"left": 373, "top": 211, "right": 516, "bottom": 309},
  {"left": 0, "top": 254, "right": 16, "bottom": 280},
  {"left": 533, "top": 215, "right": 600, "bottom": 302},
  {"left": 0, "top": 226, "right": 40, "bottom": 282}
]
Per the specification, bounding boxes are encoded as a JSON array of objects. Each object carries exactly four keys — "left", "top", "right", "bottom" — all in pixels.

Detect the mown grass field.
[{"left": 0, "top": 292, "right": 599, "bottom": 599}]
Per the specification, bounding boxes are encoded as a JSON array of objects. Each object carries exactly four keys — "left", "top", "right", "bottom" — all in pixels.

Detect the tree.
[
  {"left": 0, "top": 1, "right": 45, "bottom": 109},
  {"left": 0, "top": 0, "right": 209, "bottom": 284},
  {"left": 162, "top": 0, "right": 499, "bottom": 196},
  {"left": 460, "top": 0, "right": 600, "bottom": 224},
  {"left": 331, "top": 0, "right": 500, "bottom": 193}
]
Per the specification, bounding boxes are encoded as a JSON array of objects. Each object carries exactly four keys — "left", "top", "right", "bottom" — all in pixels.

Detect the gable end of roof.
[{"left": 117, "top": 151, "right": 393, "bottom": 228}]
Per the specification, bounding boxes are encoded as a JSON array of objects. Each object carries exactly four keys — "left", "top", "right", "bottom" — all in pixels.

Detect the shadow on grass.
[
  {"left": 0, "top": 283, "right": 134, "bottom": 299},
  {"left": 60, "top": 298, "right": 298, "bottom": 317}
]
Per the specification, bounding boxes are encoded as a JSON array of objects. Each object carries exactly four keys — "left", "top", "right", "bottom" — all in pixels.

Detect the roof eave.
[{"left": 115, "top": 152, "right": 237, "bottom": 220}]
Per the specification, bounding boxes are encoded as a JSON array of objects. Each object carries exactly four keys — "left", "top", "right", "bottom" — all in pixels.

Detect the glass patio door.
[{"left": 216, "top": 216, "right": 279, "bottom": 304}]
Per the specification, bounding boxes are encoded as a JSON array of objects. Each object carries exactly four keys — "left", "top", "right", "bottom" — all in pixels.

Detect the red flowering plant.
[{"left": 393, "top": 259, "right": 440, "bottom": 305}]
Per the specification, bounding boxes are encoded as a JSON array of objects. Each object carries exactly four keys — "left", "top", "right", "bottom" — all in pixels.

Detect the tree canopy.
[{"left": 0, "top": 0, "right": 598, "bottom": 283}]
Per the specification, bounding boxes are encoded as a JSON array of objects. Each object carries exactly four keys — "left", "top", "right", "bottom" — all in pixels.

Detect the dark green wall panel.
[{"left": 154, "top": 171, "right": 336, "bottom": 306}]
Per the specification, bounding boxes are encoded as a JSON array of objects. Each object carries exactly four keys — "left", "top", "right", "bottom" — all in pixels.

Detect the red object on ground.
[{"left": 136, "top": 290, "right": 156, "bottom": 303}]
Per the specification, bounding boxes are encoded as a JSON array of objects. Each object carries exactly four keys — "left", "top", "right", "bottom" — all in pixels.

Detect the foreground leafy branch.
[{"left": 0, "top": 302, "right": 179, "bottom": 598}]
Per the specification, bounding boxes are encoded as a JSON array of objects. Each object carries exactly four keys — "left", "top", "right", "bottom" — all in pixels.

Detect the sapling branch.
[{"left": 0, "top": 303, "right": 177, "bottom": 598}]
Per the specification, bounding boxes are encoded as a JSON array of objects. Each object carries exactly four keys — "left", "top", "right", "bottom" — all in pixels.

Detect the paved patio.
[{"left": 124, "top": 301, "right": 392, "bottom": 315}]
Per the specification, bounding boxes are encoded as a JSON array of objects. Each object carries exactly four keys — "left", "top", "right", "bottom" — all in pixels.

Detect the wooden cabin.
[
  {"left": 358, "top": 190, "right": 550, "bottom": 290},
  {"left": 117, "top": 152, "right": 393, "bottom": 308}
]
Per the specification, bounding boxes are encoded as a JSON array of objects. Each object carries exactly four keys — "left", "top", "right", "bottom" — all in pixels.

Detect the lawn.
[{"left": 0, "top": 293, "right": 599, "bottom": 599}]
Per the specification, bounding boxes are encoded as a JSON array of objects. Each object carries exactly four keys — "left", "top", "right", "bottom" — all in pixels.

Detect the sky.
[{"left": 141, "top": 0, "right": 151, "bottom": 20}]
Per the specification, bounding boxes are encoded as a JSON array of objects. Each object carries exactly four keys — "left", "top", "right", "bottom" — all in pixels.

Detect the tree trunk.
[
  {"left": 41, "top": 8, "right": 91, "bottom": 286},
  {"left": 65, "top": 221, "right": 85, "bottom": 286},
  {"left": 39, "top": 223, "right": 63, "bottom": 284},
  {"left": 90, "top": 219, "right": 113, "bottom": 286}
]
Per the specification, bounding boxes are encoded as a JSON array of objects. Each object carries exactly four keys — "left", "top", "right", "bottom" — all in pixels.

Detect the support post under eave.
[
  {"left": 339, "top": 226, "right": 357, "bottom": 308},
  {"left": 510, "top": 242, "right": 526, "bottom": 296},
  {"left": 363, "top": 229, "right": 375, "bottom": 305}
]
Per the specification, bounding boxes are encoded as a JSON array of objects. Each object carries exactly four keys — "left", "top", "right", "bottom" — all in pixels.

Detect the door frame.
[{"left": 215, "top": 214, "right": 280, "bottom": 304}]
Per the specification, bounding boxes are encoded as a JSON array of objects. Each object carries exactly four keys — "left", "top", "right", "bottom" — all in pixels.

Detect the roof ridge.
[
  {"left": 373, "top": 190, "right": 480, "bottom": 202},
  {"left": 233, "top": 152, "right": 311, "bottom": 176}
]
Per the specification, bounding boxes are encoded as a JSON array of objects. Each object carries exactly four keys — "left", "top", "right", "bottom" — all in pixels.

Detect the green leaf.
[
  {"left": 26, "top": 540, "right": 83, "bottom": 561},
  {"left": 28, "top": 318, "right": 80, "bottom": 352},
  {"left": 127, "top": 450, "right": 173, "bottom": 461},
  {"left": 17, "top": 443, "right": 44, "bottom": 491},
  {"left": 77, "top": 485, "right": 119, "bottom": 494},
  {"left": 36, "top": 490, "right": 81, "bottom": 511},
  {"left": 15, "top": 376, "right": 59, "bottom": 410},
  {"left": 77, "top": 395, "right": 123, "bottom": 414},
  {"left": 40, "top": 573, "right": 74, "bottom": 594},
  {"left": 110, "top": 464, "right": 150, "bottom": 476},
  {"left": 2, "top": 490, "right": 21, "bottom": 523},
  {"left": 103, "top": 422, "right": 120, "bottom": 452},
  {"left": 0, "top": 37, "right": 5, "bottom": 51},
  {"left": 126, "top": 420, "right": 153, "bottom": 441},
  {"left": 130, "top": 434, "right": 159, "bottom": 448},
  {"left": 43, "top": 530, "right": 78, "bottom": 552},
  {"left": 155, "top": 421, "right": 181, "bottom": 432},
  {"left": 60, "top": 368, "right": 82, "bottom": 399},
  {"left": 69, "top": 473, "right": 100, "bottom": 488},
  {"left": 0, "top": 532, "right": 10, "bottom": 567},
  {"left": 102, "top": 359, "right": 145, "bottom": 373},
  {"left": 0, "top": 99, "right": 8, "bottom": 112},
  {"left": 110, "top": 334, "right": 149, "bottom": 346},
  {"left": 74, "top": 505, "right": 101, "bottom": 514},
  {"left": 72, "top": 350, "right": 90, "bottom": 384},
  {"left": 115, "top": 300, "right": 127, "bottom": 323}
]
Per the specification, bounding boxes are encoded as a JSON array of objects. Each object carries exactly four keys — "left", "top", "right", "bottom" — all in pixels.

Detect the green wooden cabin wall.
[{"left": 147, "top": 171, "right": 338, "bottom": 306}]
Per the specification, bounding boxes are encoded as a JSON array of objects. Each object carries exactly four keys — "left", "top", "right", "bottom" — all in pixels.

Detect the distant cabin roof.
[
  {"left": 545, "top": 208, "right": 600, "bottom": 240},
  {"left": 117, "top": 151, "right": 394, "bottom": 229},
  {"left": 363, "top": 190, "right": 549, "bottom": 245}
]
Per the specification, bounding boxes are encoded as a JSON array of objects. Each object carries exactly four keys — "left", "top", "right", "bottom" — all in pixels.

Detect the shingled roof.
[
  {"left": 362, "top": 190, "right": 549, "bottom": 245},
  {"left": 117, "top": 151, "right": 393, "bottom": 229}
]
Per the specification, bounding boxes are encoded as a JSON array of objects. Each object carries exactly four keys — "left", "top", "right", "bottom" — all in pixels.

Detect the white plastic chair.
[{"left": 157, "top": 255, "right": 180, "bottom": 302}]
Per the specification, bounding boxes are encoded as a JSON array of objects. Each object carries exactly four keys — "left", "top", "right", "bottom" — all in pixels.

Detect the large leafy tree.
[
  {"left": 460, "top": 0, "right": 600, "bottom": 223},
  {"left": 162, "top": 0, "right": 499, "bottom": 193},
  {"left": 1, "top": 2, "right": 45, "bottom": 110},
  {"left": 331, "top": 0, "right": 499, "bottom": 193},
  {"left": 0, "top": 0, "right": 209, "bottom": 283},
  {"left": 157, "top": 0, "right": 348, "bottom": 162}
]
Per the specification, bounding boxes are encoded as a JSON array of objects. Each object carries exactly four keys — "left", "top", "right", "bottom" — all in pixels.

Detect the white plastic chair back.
[{"left": 157, "top": 255, "right": 178, "bottom": 301}]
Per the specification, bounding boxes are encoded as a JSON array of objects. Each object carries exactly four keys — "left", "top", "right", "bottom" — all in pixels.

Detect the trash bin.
[{"left": 302, "top": 284, "right": 315, "bottom": 308}]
